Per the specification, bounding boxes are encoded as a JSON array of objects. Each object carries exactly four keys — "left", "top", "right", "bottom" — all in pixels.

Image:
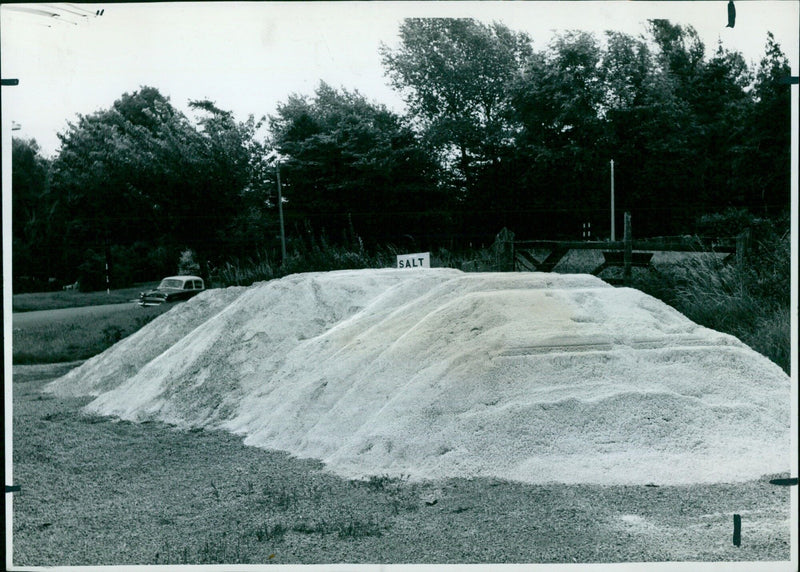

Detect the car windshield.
[{"left": 159, "top": 279, "right": 183, "bottom": 289}]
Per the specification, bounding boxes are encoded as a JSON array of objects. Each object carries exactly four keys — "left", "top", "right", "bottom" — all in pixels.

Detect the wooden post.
[
  {"left": 623, "top": 212, "right": 632, "bottom": 284},
  {"left": 494, "top": 227, "right": 515, "bottom": 271},
  {"left": 610, "top": 159, "right": 615, "bottom": 241},
  {"left": 736, "top": 228, "right": 750, "bottom": 269},
  {"left": 733, "top": 514, "right": 741, "bottom": 546}
]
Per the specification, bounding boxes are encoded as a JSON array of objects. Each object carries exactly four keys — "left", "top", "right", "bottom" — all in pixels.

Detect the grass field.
[
  {"left": 12, "top": 304, "right": 171, "bottom": 364},
  {"left": 11, "top": 363, "right": 792, "bottom": 565},
  {"left": 11, "top": 283, "right": 160, "bottom": 313}
]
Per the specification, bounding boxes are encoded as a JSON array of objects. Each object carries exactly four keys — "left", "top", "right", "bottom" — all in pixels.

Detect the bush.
[
  {"left": 178, "top": 249, "right": 201, "bottom": 276},
  {"left": 77, "top": 249, "right": 107, "bottom": 292},
  {"left": 696, "top": 208, "right": 757, "bottom": 237},
  {"left": 212, "top": 250, "right": 276, "bottom": 287}
]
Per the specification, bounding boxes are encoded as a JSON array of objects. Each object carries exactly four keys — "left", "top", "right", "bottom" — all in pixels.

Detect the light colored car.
[{"left": 139, "top": 275, "right": 205, "bottom": 306}]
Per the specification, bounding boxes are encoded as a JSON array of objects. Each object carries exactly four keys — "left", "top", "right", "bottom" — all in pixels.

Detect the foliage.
[
  {"left": 696, "top": 207, "right": 759, "bottom": 237},
  {"left": 633, "top": 216, "right": 790, "bottom": 373},
  {"left": 381, "top": 19, "right": 532, "bottom": 172},
  {"left": 11, "top": 138, "right": 53, "bottom": 291},
  {"left": 43, "top": 87, "right": 265, "bottom": 290},
  {"left": 509, "top": 31, "right": 611, "bottom": 236},
  {"left": 381, "top": 19, "right": 532, "bottom": 238},
  {"left": 738, "top": 32, "right": 792, "bottom": 216},
  {"left": 178, "top": 249, "right": 201, "bottom": 276},
  {"left": 270, "top": 82, "right": 449, "bottom": 248}
]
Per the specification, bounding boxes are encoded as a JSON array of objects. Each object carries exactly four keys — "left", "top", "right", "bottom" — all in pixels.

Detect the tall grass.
[
  {"left": 634, "top": 226, "right": 790, "bottom": 374},
  {"left": 212, "top": 239, "right": 504, "bottom": 288}
]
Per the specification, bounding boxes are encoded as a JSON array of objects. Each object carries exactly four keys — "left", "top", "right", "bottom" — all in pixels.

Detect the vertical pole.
[
  {"left": 276, "top": 160, "right": 287, "bottom": 263},
  {"left": 105, "top": 241, "right": 111, "bottom": 295},
  {"left": 610, "top": 159, "right": 615, "bottom": 241},
  {"left": 736, "top": 228, "right": 750, "bottom": 269},
  {"left": 623, "top": 211, "right": 632, "bottom": 285},
  {"left": 733, "top": 514, "right": 742, "bottom": 546}
]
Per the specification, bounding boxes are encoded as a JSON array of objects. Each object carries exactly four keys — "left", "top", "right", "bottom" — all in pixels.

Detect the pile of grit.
[{"left": 47, "top": 269, "right": 792, "bottom": 485}]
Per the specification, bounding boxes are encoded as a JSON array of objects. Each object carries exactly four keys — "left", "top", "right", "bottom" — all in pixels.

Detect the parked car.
[{"left": 139, "top": 275, "right": 205, "bottom": 306}]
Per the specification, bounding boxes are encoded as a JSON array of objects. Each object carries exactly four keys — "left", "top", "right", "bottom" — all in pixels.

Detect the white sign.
[{"left": 397, "top": 252, "right": 430, "bottom": 269}]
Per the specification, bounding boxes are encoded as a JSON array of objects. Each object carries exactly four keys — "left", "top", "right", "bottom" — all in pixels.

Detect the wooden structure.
[{"left": 495, "top": 213, "right": 749, "bottom": 285}]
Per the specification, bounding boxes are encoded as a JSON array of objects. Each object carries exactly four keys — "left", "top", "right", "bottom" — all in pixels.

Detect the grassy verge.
[
  {"left": 12, "top": 364, "right": 792, "bottom": 565},
  {"left": 12, "top": 304, "right": 171, "bottom": 364},
  {"left": 12, "top": 283, "right": 159, "bottom": 313}
]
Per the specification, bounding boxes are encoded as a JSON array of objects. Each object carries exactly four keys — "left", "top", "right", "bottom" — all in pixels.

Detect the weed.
[
  {"left": 336, "top": 516, "right": 385, "bottom": 539},
  {"left": 262, "top": 486, "right": 298, "bottom": 510},
  {"left": 212, "top": 235, "right": 507, "bottom": 289},
  {"left": 252, "top": 522, "right": 287, "bottom": 543},
  {"left": 214, "top": 250, "right": 276, "bottom": 287},
  {"left": 362, "top": 473, "right": 402, "bottom": 492},
  {"left": 102, "top": 325, "right": 123, "bottom": 345},
  {"left": 292, "top": 520, "right": 325, "bottom": 535},
  {"left": 209, "top": 481, "right": 220, "bottom": 501},
  {"left": 355, "top": 474, "right": 417, "bottom": 514},
  {"left": 154, "top": 533, "right": 248, "bottom": 564},
  {"left": 79, "top": 413, "right": 108, "bottom": 424},
  {"left": 290, "top": 515, "right": 385, "bottom": 539}
]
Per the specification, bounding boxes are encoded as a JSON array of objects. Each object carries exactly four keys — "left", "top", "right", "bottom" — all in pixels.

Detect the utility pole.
[
  {"left": 276, "top": 160, "right": 287, "bottom": 262},
  {"left": 623, "top": 211, "right": 632, "bottom": 285},
  {"left": 610, "top": 159, "right": 615, "bottom": 241}
]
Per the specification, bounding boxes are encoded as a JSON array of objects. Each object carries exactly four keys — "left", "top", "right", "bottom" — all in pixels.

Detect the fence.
[{"left": 492, "top": 212, "right": 750, "bottom": 285}]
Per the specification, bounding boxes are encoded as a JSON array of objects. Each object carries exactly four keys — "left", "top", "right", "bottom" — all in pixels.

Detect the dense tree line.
[{"left": 12, "top": 19, "right": 792, "bottom": 291}]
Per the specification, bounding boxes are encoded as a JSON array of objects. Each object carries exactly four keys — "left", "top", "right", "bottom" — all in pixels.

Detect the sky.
[{"left": 1, "top": 1, "right": 799, "bottom": 158}]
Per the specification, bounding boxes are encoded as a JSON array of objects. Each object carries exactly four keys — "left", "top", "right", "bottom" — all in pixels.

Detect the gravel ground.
[{"left": 10, "top": 363, "right": 793, "bottom": 566}]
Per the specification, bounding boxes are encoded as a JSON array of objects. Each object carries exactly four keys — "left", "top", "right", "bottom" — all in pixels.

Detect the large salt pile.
[
  {"left": 47, "top": 285, "right": 247, "bottom": 396},
  {"left": 47, "top": 269, "right": 791, "bottom": 485}
]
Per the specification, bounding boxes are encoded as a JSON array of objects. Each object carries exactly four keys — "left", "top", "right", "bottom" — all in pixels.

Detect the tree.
[
  {"left": 381, "top": 18, "right": 532, "bottom": 198},
  {"left": 270, "top": 82, "right": 447, "bottom": 247},
  {"left": 49, "top": 87, "right": 263, "bottom": 288},
  {"left": 599, "top": 30, "right": 701, "bottom": 235},
  {"left": 510, "top": 31, "right": 609, "bottom": 235},
  {"left": 646, "top": 19, "right": 706, "bottom": 91},
  {"left": 739, "top": 33, "right": 792, "bottom": 216},
  {"left": 690, "top": 42, "right": 753, "bottom": 212},
  {"left": 11, "top": 138, "right": 52, "bottom": 289}
]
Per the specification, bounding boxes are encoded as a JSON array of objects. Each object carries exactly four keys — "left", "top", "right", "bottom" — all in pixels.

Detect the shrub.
[
  {"left": 77, "top": 249, "right": 107, "bottom": 292},
  {"left": 178, "top": 249, "right": 201, "bottom": 276},
  {"left": 696, "top": 207, "right": 757, "bottom": 237}
]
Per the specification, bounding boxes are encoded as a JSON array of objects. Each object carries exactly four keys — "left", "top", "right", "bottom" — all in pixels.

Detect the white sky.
[{"left": 1, "top": 1, "right": 799, "bottom": 158}]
